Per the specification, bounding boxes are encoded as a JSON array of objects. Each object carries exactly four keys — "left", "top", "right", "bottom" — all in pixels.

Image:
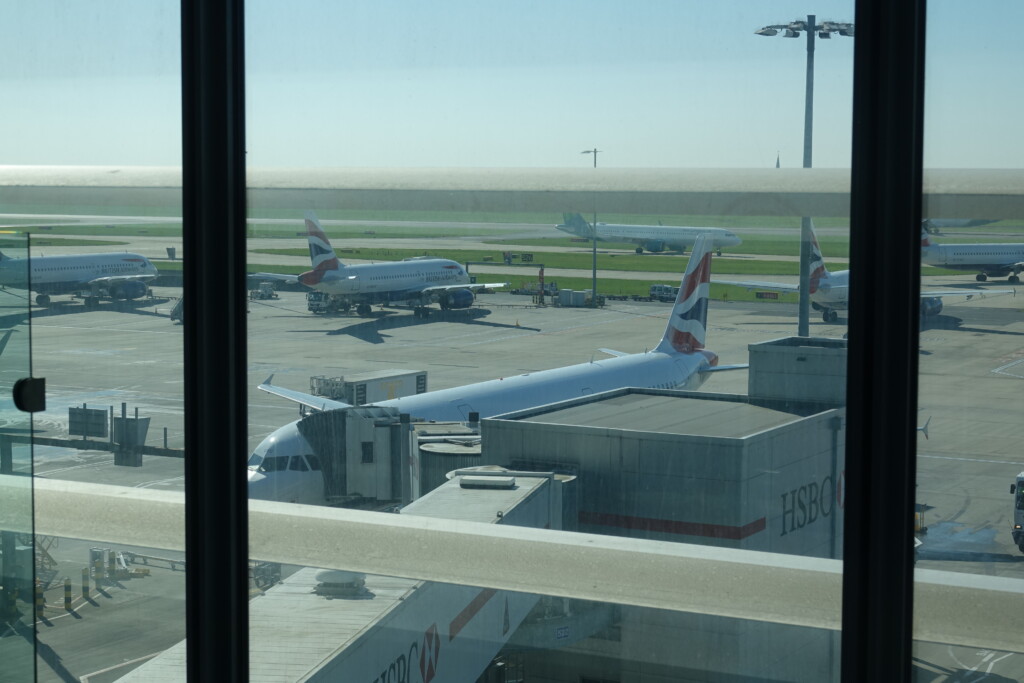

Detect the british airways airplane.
[
  {"left": 718, "top": 222, "right": 1009, "bottom": 323},
  {"left": 250, "top": 235, "right": 744, "bottom": 504},
  {"left": 257, "top": 212, "right": 507, "bottom": 317},
  {"left": 920, "top": 228, "right": 1024, "bottom": 283},
  {"left": 0, "top": 250, "right": 158, "bottom": 307},
  {"left": 556, "top": 212, "right": 742, "bottom": 255}
]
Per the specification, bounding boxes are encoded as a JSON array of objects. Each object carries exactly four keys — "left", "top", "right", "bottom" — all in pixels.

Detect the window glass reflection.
[{"left": 915, "top": 2, "right": 1024, "bottom": 680}]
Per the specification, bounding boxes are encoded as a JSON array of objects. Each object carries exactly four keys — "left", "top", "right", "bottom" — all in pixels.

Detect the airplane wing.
[
  {"left": 920, "top": 288, "right": 1014, "bottom": 300},
  {"left": 87, "top": 273, "right": 156, "bottom": 286},
  {"left": 702, "top": 364, "right": 750, "bottom": 373},
  {"left": 251, "top": 272, "right": 301, "bottom": 285},
  {"left": 714, "top": 279, "right": 799, "bottom": 293},
  {"left": 420, "top": 282, "right": 509, "bottom": 294},
  {"left": 258, "top": 375, "right": 351, "bottom": 412}
]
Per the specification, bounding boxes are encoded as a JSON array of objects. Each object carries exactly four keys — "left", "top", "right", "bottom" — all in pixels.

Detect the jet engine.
[
  {"left": 440, "top": 288, "right": 474, "bottom": 310},
  {"left": 920, "top": 297, "right": 943, "bottom": 317},
  {"left": 109, "top": 281, "right": 149, "bottom": 300}
]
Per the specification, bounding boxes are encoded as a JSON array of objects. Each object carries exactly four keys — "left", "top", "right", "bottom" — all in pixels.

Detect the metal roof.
[{"left": 515, "top": 392, "right": 803, "bottom": 439}]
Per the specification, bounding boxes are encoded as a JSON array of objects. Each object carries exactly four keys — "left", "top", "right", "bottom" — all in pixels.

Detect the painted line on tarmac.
[
  {"left": 920, "top": 454, "right": 1024, "bottom": 466},
  {"left": 992, "top": 358, "right": 1024, "bottom": 378},
  {"left": 80, "top": 651, "right": 163, "bottom": 682}
]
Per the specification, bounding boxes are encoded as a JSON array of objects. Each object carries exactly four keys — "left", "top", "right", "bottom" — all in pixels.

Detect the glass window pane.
[
  {"left": 244, "top": 4, "right": 853, "bottom": 682},
  {"left": 0, "top": 233, "right": 33, "bottom": 681},
  {"left": 916, "top": 2, "right": 1024, "bottom": 679},
  {"left": 0, "top": 2, "right": 185, "bottom": 680}
]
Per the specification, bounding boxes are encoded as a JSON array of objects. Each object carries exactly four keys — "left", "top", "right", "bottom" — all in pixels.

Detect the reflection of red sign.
[
  {"left": 836, "top": 470, "right": 846, "bottom": 509},
  {"left": 420, "top": 623, "right": 440, "bottom": 683}
]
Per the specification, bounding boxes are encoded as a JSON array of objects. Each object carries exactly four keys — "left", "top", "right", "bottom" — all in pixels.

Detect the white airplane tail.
[
  {"left": 807, "top": 220, "right": 829, "bottom": 294},
  {"left": 921, "top": 225, "right": 933, "bottom": 248},
  {"left": 298, "top": 212, "right": 342, "bottom": 287},
  {"left": 656, "top": 235, "right": 713, "bottom": 354}
]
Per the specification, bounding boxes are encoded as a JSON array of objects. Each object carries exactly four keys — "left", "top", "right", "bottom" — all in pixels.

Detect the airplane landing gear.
[
  {"left": 976, "top": 273, "right": 988, "bottom": 282},
  {"left": 356, "top": 303, "right": 371, "bottom": 316},
  {"left": 35, "top": 294, "right": 50, "bottom": 306},
  {"left": 1010, "top": 275, "right": 1021, "bottom": 284},
  {"left": 635, "top": 247, "right": 643, "bottom": 254},
  {"left": 823, "top": 309, "right": 839, "bottom": 323}
]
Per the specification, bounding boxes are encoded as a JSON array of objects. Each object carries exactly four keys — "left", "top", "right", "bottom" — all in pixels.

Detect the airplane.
[
  {"left": 0, "top": 250, "right": 158, "bottom": 307},
  {"left": 717, "top": 222, "right": 1011, "bottom": 323},
  {"left": 556, "top": 213, "right": 742, "bottom": 256},
  {"left": 920, "top": 228, "right": 1024, "bottom": 283},
  {"left": 250, "top": 235, "right": 746, "bottom": 504},
  {"left": 256, "top": 212, "right": 508, "bottom": 317}
]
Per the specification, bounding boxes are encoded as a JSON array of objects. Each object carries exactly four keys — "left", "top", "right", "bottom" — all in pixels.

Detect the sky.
[{"left": 1, "top": 1, "right": 1021, "bottom": 169}]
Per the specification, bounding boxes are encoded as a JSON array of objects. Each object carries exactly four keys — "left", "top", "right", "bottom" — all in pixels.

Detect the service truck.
[
  {"left": 1011, "top": 471, "right": 1024, "bottom": 553},
  {"left": 309, "top": 369, "right": 427, "bottom": 405}
]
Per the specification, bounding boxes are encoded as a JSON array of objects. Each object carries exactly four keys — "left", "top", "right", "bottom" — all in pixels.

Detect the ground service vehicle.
[{"left": 1011, "top": 472, "right": 1024, "bottom": 552}]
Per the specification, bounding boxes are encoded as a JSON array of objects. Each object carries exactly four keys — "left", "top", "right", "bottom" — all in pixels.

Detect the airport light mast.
[
  {"left": 582, "top": 149, "right": 603, "bottom": 303},
  {"left": 756, "top": 16, "right": 854, "bottom": 336}
]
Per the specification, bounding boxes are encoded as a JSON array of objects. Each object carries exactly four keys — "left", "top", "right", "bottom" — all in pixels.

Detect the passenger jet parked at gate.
[
  {"left": 0, "top": 250, "right": 158, "bottom": 307},
  {"left": 250, "top": 236, "right": 745, "bottom": 504},
  {"left": 257, "top": 212, "right": 507, "bottom": 317},
  {"left": 717, "top": 222, "right": 1009, "bottom": 323},
  {"left": 920, "top": 229, "right": 1024, "bottom": 283},
  {"left": 556, "top": 212, "right": 742, "bottom": 255}
]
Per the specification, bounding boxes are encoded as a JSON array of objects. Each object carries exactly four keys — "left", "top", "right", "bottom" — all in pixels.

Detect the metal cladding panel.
[
  {"left": 420, "top": 445, "right": 483, "bottom": 496},
  {"left": 482, "top": 392, "right": 844, "bottom": 558}
]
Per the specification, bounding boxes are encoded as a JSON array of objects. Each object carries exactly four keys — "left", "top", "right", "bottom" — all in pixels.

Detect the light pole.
[
  {"left": 581, "top": 149, "right": 603, "bottom": 302},
  {"left": 756, "top": 16, "right": 853, "bottom": 336}
]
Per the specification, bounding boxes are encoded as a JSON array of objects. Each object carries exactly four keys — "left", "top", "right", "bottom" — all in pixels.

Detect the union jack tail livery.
[
  {"left": 807, "top": 220, "right": 828, "bottom": 294},
  {"left": 299, "top": 211, "right": 342, "bottom": 287},
  {"left": 657, "top": 235, "right": 713, "bottom": 354}
]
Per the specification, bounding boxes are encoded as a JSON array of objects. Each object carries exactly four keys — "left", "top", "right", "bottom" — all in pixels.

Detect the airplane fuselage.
[
  {"left": 309, "top": 257, "right": 471, "bottom": 304},
  {"left": 558, "top": 223, "right": 741, "bottom": 252},
  {"left": 921, "top": 243, "right": 1024, "bottom": 278},
  {"left": 0, "top": 252, "right": 157, "bottom": 296}
]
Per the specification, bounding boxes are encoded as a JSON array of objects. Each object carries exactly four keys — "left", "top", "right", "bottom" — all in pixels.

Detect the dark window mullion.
[
  {"left": 181, "top": 0, "right": 249, "bottom": 680},
  {"left": 842, "top": 0, "right": 927, "bottom": 681}
]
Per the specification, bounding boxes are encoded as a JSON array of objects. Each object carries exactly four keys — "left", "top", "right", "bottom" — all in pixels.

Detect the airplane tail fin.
[
  {"left": 920, "top": 223, "right": 933, "bottom": 248},
  {"left": 557, "top": 212, "right": 592, "bottom": 237},
  {"left": 299, "top": 211, "right": 342, "bottom": 287},
  {"left": 656, "top": 234, "right": 713, "bottom": 354},
  {"left": 807, "top": 220, "right": 829, "bottom": 294}
]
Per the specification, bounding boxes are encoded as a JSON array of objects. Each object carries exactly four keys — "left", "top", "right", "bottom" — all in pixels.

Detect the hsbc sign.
[
  {"left": 369, "top": 623, "right": 438, "bottom": 683},
  {"left": 779, "top": 474, "right": 841, "bottom": 536}
]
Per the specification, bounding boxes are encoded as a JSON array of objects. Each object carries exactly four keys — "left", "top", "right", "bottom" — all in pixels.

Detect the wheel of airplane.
[
  {"left": 824, "top": 310, "right": 838, "bottom": 323},
  {"left": 356, "top": 303, "right": 371, "bottom": 316},
  {"left": 35, "top": 294, "right": 50, "bottom": 306},
  {"left": 635, "top": 247, "right": 643, "bottom": 254},
  {"left": 717, "top": 249, "right": 723, "bottom": 257},
  {"left": 1010, "top": 275, "right": 1020, "bottom": 284},
  {"left": 976, "top": 273, "right": 988, "bottom": 282}
]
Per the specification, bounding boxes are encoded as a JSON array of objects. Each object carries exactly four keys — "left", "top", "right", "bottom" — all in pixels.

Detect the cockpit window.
[
  {"left": 306, "top": 454, "right": 321, "bottom": 471},
  {"left": 247, "top": 453, "right": 262, "bottom": 468},
  {"left": 258, "top": 456, "right": 290, "bottom": 473},
  {"left": 288, "top": 455, "right": 309, "bottom": 472}
]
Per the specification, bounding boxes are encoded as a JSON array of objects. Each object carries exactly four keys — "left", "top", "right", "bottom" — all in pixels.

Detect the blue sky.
[{"left": 1, "top": 1, "right": 1021, "bottom": 168}]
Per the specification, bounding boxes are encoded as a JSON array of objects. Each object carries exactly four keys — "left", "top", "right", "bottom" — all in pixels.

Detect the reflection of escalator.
[{"left": 170, "top": 297, "right": 183, "bottom": 324}]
